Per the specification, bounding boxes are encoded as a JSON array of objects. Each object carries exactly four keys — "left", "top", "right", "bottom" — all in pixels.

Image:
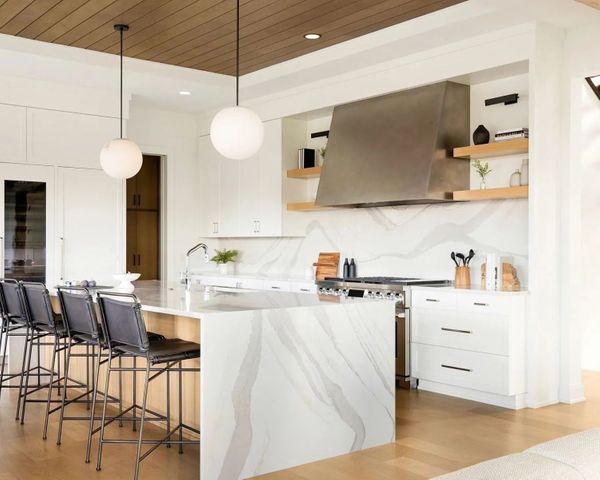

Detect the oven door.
[{"left": 396, "top": 307, "right": 411, "bottom": 387}]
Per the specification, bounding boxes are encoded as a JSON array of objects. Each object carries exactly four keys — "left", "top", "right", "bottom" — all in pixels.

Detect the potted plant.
[
  {"left": 211, "top": 248, "right": 239, "bottom": 275},
  {"left": 472, "top": 159, "right": 492, "bottom": 189}
]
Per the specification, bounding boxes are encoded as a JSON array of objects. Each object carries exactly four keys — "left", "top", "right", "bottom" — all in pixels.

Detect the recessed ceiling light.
[
  {"left": 304, "top": 33, "right": 321, "bottom": 40},
  {"left": 179, "top": 90, "right": 191, "bottom": 96}
]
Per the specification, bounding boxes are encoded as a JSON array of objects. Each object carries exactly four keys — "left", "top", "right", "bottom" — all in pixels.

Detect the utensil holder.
[{"left": 455, "top": 266, "right": 471, "bottom": 289}]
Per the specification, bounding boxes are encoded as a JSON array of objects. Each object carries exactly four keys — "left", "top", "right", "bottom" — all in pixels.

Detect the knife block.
[{"left": 454, "top": 266, "right": 471, "bottom": 289}]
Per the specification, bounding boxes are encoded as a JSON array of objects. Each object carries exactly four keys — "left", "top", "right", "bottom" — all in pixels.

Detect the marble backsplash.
[{"left": 213, "top": 199, "right": 529, "bottom": 287}]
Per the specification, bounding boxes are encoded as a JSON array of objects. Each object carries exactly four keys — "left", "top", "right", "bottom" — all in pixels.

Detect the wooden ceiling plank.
[
  {"left": 180, "top": 0, "right": 368, "bottom": 71},
  {"left": 0, "top": 0, "right": 61, "bottom": 35},
  {"left": 194, "top": 0, "right": 409, "bottom": 72},
  {"left": 233, "top": 0, "right": 465, "bottom": 75},
  {"left": 100, "top": 0, "right": 227, "bottom": 56},
  {"left": 53, "top": 0, "right": 147, "bottom": 45},
  {"left": 70, "top": 0, "right": 181, "bottom": 49},
  {"left": 84, "top": 0, "right": 199, "bottom": 51},
  {"left": 35, "top": 0, "right": 118, "bottom": 43},
  {"left": 13, "top": 0, "right": 85, "bottom": 39},
  {"left": 137, "top": 0, "right": 284, "bottom": 62},
  {"left": 141, "top": 0, "right": 300, "bottom": 64},
  {"left": 575, "top": 0, "right": 600, "bottom": 10},
  {"left": 0, "top": 0, "right": 36, "bottom": 30}
]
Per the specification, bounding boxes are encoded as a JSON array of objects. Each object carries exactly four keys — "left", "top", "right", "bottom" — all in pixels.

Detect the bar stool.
[
  {"left": 19, "top": 282, "right": 86, "bottom": 428},
  {"left": 55, "top": 286, "right": 165, "bottom": 463},
  {"left": 95, "top": 291, "right": 200, "bottom": 480}
]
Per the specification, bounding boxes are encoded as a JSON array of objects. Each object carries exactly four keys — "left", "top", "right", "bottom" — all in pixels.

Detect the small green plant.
[
  {"left": 472, "top": 159, "right": 492, "bottom": 180},
  {"left": 210, "top": 248, "right": 239, "bottom": 265},
  {"left": 319, "top": 145, "right": 326, "bottom": 158}
]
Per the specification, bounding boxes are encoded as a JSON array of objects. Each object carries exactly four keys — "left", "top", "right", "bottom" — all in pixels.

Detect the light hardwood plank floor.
[{"left": 2, "top": 372, "right": 599, "bottom": 479}]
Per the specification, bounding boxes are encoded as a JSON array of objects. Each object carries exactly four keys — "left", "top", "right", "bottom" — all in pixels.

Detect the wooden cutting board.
[{"left": 313, "top": 252, "right": 340, "bottom": 281}]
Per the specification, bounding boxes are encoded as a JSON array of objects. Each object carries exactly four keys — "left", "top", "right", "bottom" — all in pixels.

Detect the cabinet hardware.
[
  {"left": 441, "top": 364, "right": 472, "bottom": 372},
  {"left": 132, "top": 254, "right": 136, "bottom": 266},
  {"left": 473, "top": 302, "right": 489, "bottom": 307},
  {"left": 137, "top": 254, "right": 141, "bottom": 265},
  {"left": 426, "top": 298, "right": 440, "bottom": 303},
  {"left": 271, "top": 286, "right": 281, "bottom": 290},
  {"left": 299, "top": 288, "right": 310, "bottom": 292},
  {"left": 256, "top": 220, "right": 260, "bottom": 233},
  {"left": 138, "top": 194, "right": 141, "bottom": 207},
  {"left": 441, "top": 327, "right": 472, "bottom": 334}
]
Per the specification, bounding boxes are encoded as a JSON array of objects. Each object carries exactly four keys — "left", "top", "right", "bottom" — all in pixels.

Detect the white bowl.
[{"left": 113, "top": 273, "right": 141, "bottom": 292}]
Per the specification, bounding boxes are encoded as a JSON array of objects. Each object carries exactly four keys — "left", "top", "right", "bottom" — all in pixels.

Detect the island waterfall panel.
[{"left": 201, "top": 301, "right": 395, "bottom": 479}]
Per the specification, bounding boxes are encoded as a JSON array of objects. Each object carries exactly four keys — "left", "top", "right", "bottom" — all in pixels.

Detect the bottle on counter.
[
  {"left": 349, "top": 258, "right": 356, "bottom": 278},
  {"left": 343, "top": 258, "right": 350, "bottom": 279}
]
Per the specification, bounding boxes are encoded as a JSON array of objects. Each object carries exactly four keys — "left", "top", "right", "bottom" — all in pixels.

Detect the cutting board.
[{"left": 313, "top": 252, "right": 340, "bottom": 281}]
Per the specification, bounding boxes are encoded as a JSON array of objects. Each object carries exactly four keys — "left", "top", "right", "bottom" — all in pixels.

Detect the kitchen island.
[{"left": 52, "top": 281, "right": 396, "bottom": 479}]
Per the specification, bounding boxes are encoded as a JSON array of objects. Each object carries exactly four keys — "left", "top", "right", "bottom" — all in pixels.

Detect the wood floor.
[{"left": 1, "top": 372, "right": 600, "bottom": 480}]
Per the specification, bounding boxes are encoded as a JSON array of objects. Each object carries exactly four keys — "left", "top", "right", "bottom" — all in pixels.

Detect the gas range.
[{"left": 317, "top": 276, "right": 451, "bottom": 305}]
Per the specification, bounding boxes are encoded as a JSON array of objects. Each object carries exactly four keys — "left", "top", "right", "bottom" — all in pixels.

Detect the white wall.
[{"left": 127, "top": 102, "right": 199, "bottom": 282}]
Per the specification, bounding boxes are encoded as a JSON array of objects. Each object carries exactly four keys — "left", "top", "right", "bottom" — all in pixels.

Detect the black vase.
[{"left": 473, "top": 124, "right": 490, "bottom": 145}]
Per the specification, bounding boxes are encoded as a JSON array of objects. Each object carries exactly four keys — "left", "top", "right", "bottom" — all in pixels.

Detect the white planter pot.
[{"left": 218, "top": 263, "right": 234, "bottom": 275}]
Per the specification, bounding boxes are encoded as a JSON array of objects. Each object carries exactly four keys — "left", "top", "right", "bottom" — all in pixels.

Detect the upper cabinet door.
[
  {"left": 0, "top": 104, "right": 26, "bottom": 164},
  {"left": 237, "top": 152, "right": 261, "bottom": 236},
  {"left": 136, "top": 155, "right": 160, "bottom": 210},
  {"left": 218, "top": 155, "right": 239, "bottom": 237},
  {"left": 28, "top": 109, "right": 119, "bottom": 169},
  {"left": 257, "top": 120, "right": 283, "bottom": 237},
  {"left": 198, "top": 136, "right": 220, "bottom": 237}
]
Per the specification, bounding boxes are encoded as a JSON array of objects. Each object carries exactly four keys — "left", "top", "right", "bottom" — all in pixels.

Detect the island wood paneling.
[{"left": 0, "top": 0, "right": 466, "bottom": 75}]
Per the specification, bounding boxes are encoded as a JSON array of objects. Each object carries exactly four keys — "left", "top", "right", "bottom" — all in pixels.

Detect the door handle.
[
  {"left": 132, "top": 254, "right": 136, "bottom": 266},
  {"left": 441, "top": 327, "right": 472, "bottom": 334},
  {"left": 137, "top": 254, "right": 141, "bottom": 266},
  {"left": 473, "top": 302, "right": 489, "bottom": 307},
  {"left": 441, "top": 364, "right": 472, "bottom": 372},
  {"left": 425, "top": 298, "right": 440, "bottom": 303}
]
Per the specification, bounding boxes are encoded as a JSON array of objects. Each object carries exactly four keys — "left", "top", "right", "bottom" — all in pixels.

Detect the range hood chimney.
[{"left": 315, "top": 81, "right": 470, "bottom": 207}]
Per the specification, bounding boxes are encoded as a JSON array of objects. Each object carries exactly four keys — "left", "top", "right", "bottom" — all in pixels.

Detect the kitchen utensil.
[
  {"left": 466, "top": 249, "right": 475, "bottom": 266},
  {"left": 456, "top": 252, "right": 466, "bottom": 266},
  {"left": 451, "top": 252, "right": 459, "bottom": 267},
  {"left": 455, "top": 266, "right": 471, "bottom": 289}
]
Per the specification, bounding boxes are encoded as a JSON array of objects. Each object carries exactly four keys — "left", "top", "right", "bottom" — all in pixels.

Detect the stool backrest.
[
  {"left": 96, "top": 292, "right": 149, "bottom": 352},
  {"left": 57, "top": 287, "right": 99, "bottom": 339},
  {"left": 0, "top": 279, "right": 25, "bottom": 320},
  {"left": 21, "top": 282, "right": 58, "bottom": 331}
]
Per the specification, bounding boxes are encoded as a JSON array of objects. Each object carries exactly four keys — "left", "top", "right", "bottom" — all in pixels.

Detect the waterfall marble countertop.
[{"left": 127, "top": 280, "right": 379, "bottom": 319}]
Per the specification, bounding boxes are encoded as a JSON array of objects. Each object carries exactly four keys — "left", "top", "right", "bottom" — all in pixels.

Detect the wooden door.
[
  {"left": 136, "top": 211, "right": 159, "bottom": 279},
  {"left": 136, "top": 156, "right": 160, "bottom": 210}
]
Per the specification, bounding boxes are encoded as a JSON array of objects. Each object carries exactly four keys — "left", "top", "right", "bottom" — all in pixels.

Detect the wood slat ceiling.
[{"left": 0, "top": 0, "right": 466, "bottom": 76}]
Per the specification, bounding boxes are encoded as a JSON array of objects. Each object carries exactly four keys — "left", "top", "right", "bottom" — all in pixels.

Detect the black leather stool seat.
[
  {"left": 34, "top": 314, "right": 68, "bottom": 337},
  {"left": 6, "top": 313, "right": 27, "bottom": 325},
  {"left": 72, "top": 329, "right": 165, "bottom": 345},
  {"left": 115, "top": 338, "right": 201, "bottom": 365}
]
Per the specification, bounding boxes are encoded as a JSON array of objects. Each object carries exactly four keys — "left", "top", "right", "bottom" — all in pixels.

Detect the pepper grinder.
[
  {"left": 343, "top": 258, "right": 350, "bottom": 279},
  {"left": 349, "top": 258, "right": 357, "bottom": 278}
]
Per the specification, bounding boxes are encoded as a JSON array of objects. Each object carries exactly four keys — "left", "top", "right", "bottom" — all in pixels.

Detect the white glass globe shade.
[
  {"left": 100, "top": 138, "right": 143, "bottom": 179},
  {"left": 210, "top": 106, "right": 264, "bottom": 160}
]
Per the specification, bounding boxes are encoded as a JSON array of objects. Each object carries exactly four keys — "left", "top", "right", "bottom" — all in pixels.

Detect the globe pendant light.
[
  {"left": 210, "top": 0, "right": 264, "bottom": 160},
  {"left": 100, "top": 24, "right": 143, "bottom": 179}
]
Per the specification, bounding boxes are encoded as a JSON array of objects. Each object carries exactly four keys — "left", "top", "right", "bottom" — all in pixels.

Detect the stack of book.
[{"left": 494, "top": 128, "right": 529, "bottom": 141}]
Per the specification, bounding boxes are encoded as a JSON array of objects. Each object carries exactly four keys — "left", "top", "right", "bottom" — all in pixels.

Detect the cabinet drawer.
[
  {"left": 236, "top": 279, "right": 265, "bottom": 290},
  {"left": 457, "top": 294, "right": 512, "bottom": 315},
  {"left": 411, "top": 290, "right": 456, "bottom": 310},
  {"left": 290, "top": 282, "right": 317, "bottom": 294},
  {"left": 264, "top": 280, "right": 291, "bottom": 292},
  {"left": 198, "top": 276, "right": 239, "bottom": 288},
  {"left": 412, "top": 309, "right": 509, "bottom": 355},
  {"left": 412, "top": 343, "right": 511, "bottom": 395}
]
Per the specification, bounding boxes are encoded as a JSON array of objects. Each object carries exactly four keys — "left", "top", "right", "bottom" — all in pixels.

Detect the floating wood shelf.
[
  {"left": 286, "top": 201, "right": 329, "bottom": 211},
  {"left": 453, "top": 138, "right": 529, "bottom": 159},
  {"left": 286, "top": 166, "right": 322, "bottom": 179},
  {"left": 453, "top": 186, "right": 529, "bottom": 201}
]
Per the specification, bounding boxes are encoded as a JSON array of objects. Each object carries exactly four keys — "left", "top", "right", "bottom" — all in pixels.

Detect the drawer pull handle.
[
  {"left": 271, "top": 286, "right": 281, "bottom": 290},
  {"left": 299, "top": 288, "right": 310, "bottom": 292},
  {"left": 473, "top": 302, "right": 489, "bottom": 307},
  {"left": 426, "top": 298, "right": 440, "bottom": 303},
  {"left": 441, "top": 364, "right": 472, "bottom": 372},
  {"left": 441, "top": 327, "right": 472, "bottom": 334}
]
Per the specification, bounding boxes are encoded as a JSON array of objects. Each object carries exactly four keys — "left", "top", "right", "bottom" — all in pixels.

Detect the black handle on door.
[
  {"left": 473, "top": 302, "right": 489, "bottom": 307},
  {"left": 426, "top": 298, "right": 440, "bottom": 303},
  {"left": 137, "top": 254, "right": 141, "bottom": 266},
  {"left": 441, "top": 327, "right": 472, "bottom": 334},
  {"left": 132, "top": 254, "right": 136, "bottom": 266},
  {"left": 441, "top": 364, "right": 472, "bottom": 372}
]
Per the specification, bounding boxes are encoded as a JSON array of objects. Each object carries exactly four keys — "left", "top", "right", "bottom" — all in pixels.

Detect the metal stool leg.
[
  {"left": 42, "top": 336, "right": 59, "bottom": 439},
  {"left": 132, "top": 356, "right": 137, "bottom": 432},
  {"left": 133, "top": 359, "right": 151, "bottom": 480},
  {"left": 85, "top": 344, "right": 102, "bottom": 462},
  {"left": 0, "top": 320, "right": 10, "bottom": 400},
  {"left": 166, "top": 368, "right": 171, "bottom": 448},
  {"left": 18, "top": 330, "right": 34, "bottom": 423},
  {"left": 96, "top": 352, "right": 114, "bottom": 471},
  {"left": 179, "top": 360, "right": 183, "bottom": 454},
  {"left": 55, "top": 338, "right": 73, "bottom": 445},
  {"left": 118, "top": 356, "right": 123, "bottom": 427},
  {"left": 15, "top": 327, "right": 30, "bottom": 420}
]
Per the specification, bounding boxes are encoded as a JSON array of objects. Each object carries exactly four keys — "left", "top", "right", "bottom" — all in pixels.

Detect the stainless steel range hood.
[{"left": 315, "top": 81, "right": 470, "bottom": 207}]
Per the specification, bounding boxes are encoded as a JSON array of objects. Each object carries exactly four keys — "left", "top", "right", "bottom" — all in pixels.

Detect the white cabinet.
[
  {"left": 56, "top": 168, "right": 123, "bottom": 284},
  {"left": 194, "top": 274, "right": 316, "bottom": 294},
  {"left": 27, "top": 108, "right": 118, "bottom": 168},
  {"left": 0, "top": 104, "right": 26, "bottom": 164},
  {"left": 411, "top": 288, "right": 527, "bottom": 409},
  {"left": 198, "top": 118, "right": 304, "bottom": 237}
]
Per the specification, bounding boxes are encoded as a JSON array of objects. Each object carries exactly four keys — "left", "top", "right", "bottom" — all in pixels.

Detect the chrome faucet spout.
[{"left": 182, "top": 242, "right": 209, "bottom": 290}]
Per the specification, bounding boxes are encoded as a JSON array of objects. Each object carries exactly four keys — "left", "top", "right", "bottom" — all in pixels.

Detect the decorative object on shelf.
[
  {"left": 455, "top": 266, "right": 471, "bottom": 289},
  {"left": 495, "top": 127, "right": 529, "bottom": 141},
  {"left": 472, "top": 158, "right": 492, "bottom": 189},
  {"left": 298, "top": 148, "right": 316, "bottom": 168},
  {"left": 211, "top": 248, "right": 239, "bottom": 275},
  {"left": 509, "top": 169, "right": 521, "bottom": 187},
  {"left": 113, "top": 272, "right": 141, "bottom": 293},
  {"left": 210, "top": 0, "right": 263, "bottom": 160},
  {"left": 484, "top": 93, "right": 519, "bottom": 106},
  {"left": 484, "top": 253, "right": 500, "bottom": 291},
  {"left": 481, "top": 262, "right": 520, "bottom": 291},
  {"left": 313, "top": 252, "right": 340, "bottom": 281},
  {"left": 318, "top": 145, "right": 327, "bottom": 163},
  {"left": 100, "top": 24, "right": 143, "bottom": 179},
  {"left": 520, "top": 158, "right": 529, "bottom": 186},
  {"left": 473, "top": 124, "right": 490, "bottom": 145}
]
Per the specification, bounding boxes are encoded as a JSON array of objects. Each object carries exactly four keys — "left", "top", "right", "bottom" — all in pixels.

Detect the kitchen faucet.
[{"left": 182, "top": 242, "right": 209, "bottom": 291}]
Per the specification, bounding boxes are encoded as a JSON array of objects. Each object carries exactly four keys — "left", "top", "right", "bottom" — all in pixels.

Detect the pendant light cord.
[
  {"left": 120, "top": 26, "right": 124, "bottom": 139},
  {"left": 236, "top": 0, "right": 240, "bottom": 107}
]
